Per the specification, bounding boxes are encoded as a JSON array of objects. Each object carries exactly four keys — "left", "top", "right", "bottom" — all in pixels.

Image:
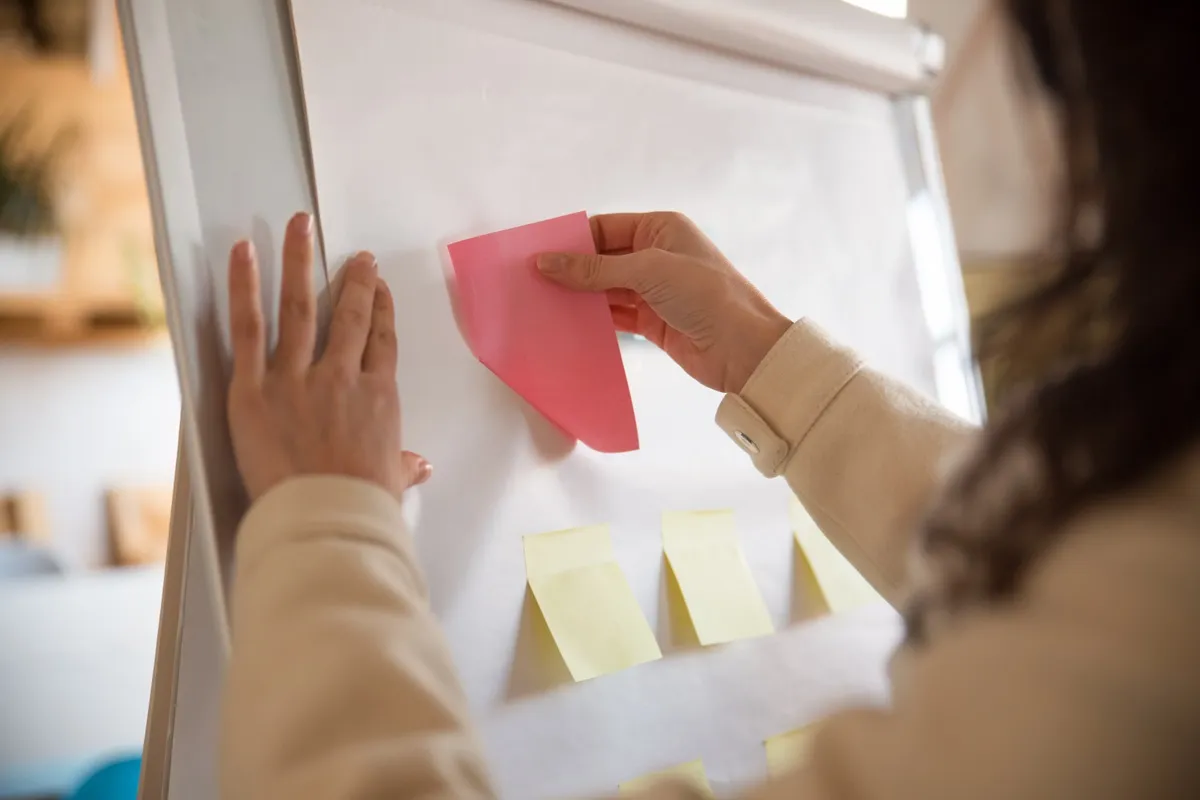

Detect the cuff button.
[{"left": 734, "top": 430, "right": 760, "bottom": 454}]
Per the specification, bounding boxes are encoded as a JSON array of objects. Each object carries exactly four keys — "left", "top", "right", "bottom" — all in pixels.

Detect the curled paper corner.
[{"left": 447, "top": 212, "right": 639, "bottom": 453}]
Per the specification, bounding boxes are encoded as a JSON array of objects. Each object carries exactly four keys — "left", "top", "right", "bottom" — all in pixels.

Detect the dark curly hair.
[{"left": 906, "top": 0, "right": 1200, "bottom": 642}]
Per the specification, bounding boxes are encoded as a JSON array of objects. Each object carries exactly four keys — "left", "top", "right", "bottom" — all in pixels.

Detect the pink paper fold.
[{"left": 447, "top": 211, "right": 639, "bottom": 453}]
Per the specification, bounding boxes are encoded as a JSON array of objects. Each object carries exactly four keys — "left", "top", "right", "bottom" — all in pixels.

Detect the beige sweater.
[{"left": 220, "top": 320, "right": 1200, "bottom": 799}]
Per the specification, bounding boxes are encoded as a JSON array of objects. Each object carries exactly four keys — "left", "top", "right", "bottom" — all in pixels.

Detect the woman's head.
[{"left": 906, "top": 0, "right": 1200, "bottom": 642}]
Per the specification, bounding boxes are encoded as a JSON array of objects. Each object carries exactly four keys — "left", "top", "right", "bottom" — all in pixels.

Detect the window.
[{"left": 841, "top": 0, "right": 908, "bottom": 18}]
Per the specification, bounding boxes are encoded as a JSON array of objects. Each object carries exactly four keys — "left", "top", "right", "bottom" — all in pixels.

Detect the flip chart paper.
[
  {"left": 790, "top": 497, "right": 883, "bottom": 613},
  {"left": 765, "top": 727, "right": 816, "bottom": 777},
  {"left": 524, "top": 525, "right": 662, "bottom": 681},
  {"left": 662, "top": 510, "right": 775, "bottom": 645},
  {"left": 619, "top": 759, "right": 712, "bottom": 796},
  {"left": 447, "top": 212, "right": 639, "bottom": 453}
]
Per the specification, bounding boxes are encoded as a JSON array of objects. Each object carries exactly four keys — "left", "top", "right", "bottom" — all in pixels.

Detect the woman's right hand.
[{"left": 537, "top": 212, "right": 791, "bottom": 394}]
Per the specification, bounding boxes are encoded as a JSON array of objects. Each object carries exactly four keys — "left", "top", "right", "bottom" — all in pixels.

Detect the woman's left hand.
[{"left": 225, "top": 211, "right": 431, "bottom": 502}]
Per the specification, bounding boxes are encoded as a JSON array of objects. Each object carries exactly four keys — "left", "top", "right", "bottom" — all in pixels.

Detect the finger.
[
  {"left": 325, "top": 251, "right": 378, "bottom": 372},
  {"left": 537, "top": 249, "right": 663, "bottom": 294},
  {"left": 637, "top": 302, "right": 670, "bottom": 348},
  {"left": 589, "top": 213, "right": 645, "bottom": 254},
  {"left": 274, "top": 211, "right": 316, "bottom": 372},
  {"left": 363, "top": 278, "right": 398, "bottom": 375},
  {"left": 611, "top": 305, "right": 640, "bottom": 333},
  {"left": 228, "top": 240, "right": 265, "bottom": 383},
  {"left": 606, "top": 288, "right": 641, "bottom": 307},
  {"left": 610, "top": 302, "right": 668, "bottom": 348},
  {"left": 400, "top": 451, "right": 433, "bottom": 489}
]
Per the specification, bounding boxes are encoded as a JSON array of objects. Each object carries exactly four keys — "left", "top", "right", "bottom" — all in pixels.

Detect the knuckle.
[
  {"left": 228, "top": 382, "right": 266, "bottom": 419},
  {"left": 635, "top": 250, "right": 683, "bottom": 297},
  {"left": 281, "top": 293, "right": 313, "bottom": 319},
  {"left": 274, "top": 378, "right": 308, "bottom": 408},
  {"left": 374, "top": 328, "right": 397, "bottom": 350},
  {"left": 324, "top": 361, "right": 358, "bottom": 386},
  {"left": 580, "top": 254, "right": 604, "bottom": 285},
  {"left": 374, "top": 383, "right": 399, "bottom": 409},
  {"left": 344, "top": 270, "right": 374, "bottom": 291},
  {"left": 233, "top": 313, "right": 262, "bottom": 342},
  {"left": 228, "top": 376, "right": 257, "bottom": 401},
  {"left": 339, "top": 306, "right": 371, "bottom": 330},
  {"left": 651, "top": 210, "right": 691, "bottom": 235}
]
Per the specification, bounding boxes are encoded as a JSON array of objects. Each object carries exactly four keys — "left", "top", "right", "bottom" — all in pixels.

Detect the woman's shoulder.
[{"left": 1028, "top": 445, "right": 1200, "bottom": 651}]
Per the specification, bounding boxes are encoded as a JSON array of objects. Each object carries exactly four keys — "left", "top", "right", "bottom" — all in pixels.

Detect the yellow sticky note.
[
  {"left": 619, "top": 759, "right": 712, "bottom": 796},
  {"left": 524, "top": 525, "right": 662, "bottom": 682},
  {"left": 790, "top": 497, "right": 883, "bottom": 613},
  {"left": 765, "top": 727, "right": 816, "bottom": 777},
  {"left": 662, "top": 510, "right": 774, "bottom": 645}
]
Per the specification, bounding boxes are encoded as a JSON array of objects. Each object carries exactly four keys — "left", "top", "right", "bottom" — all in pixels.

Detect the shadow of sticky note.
[
  {"left": 447, "top": 211, "right": 639, "bottom": 453},
  {"left": 790, "top": 534, "right": 831, "bottom": 624},
  {"left": 765, "top": 726, "right": 817, "bottom": 778},
  {"left": 506, "top": 585, "right": 573, "bottom": 700},
  {"left": 790, "top": 496, "right": 883, "bottom": 614},
  {"left": 660, "top": 554, "right": 703, "bottom": 652},
  {"left": 619, "top": 759, "right": 713, "bottom": 797},
  {"left": 662, "top": 510, "right": 774, "bottom": 646},
  {"left": 524, "top": 525, "right": 661, "bottom": 682}
]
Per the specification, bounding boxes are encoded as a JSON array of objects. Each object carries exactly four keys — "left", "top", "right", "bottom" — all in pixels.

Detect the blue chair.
[
  {"left": 68, "top": 756, "right": 141, "bottom": 800},
  {"left": 0, "top": 541, "right": 63, "bottom": 579}
]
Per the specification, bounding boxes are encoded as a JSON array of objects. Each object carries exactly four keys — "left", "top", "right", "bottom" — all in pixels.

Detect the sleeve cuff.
[
  {"left": 236, "top": 475, "right": 413, "bottom": 578},
  {"left": 716, "top": 319, "right": 863, "bottom": 477}
]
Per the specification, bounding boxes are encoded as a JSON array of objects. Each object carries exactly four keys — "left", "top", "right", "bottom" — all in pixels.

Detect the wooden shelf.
[
  {"left": 0, "top": 292, "right": 165, "bottom": 345},
  {"left": 107, "top": 485, "right": 173, "bottom": 566},
  {"left": 1, "top": 14, "right": 166, "bottom": 347},
  {"left": 0, "top": 491, "right": 49, "bottom": 542}
]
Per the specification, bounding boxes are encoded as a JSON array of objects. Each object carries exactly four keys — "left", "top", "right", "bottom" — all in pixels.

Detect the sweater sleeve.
[
  {"left": 219, "top": 476, "right": 495, "bottom": 800},
  {"left": 716, "top": 320, "right": 975, "bottom": 602}
]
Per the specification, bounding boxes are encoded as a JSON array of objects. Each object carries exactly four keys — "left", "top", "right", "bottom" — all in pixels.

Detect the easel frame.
[
  {"left": 117, "top": 1, "right": 325, "bottom": 797},
  {"left": 117, "top": 2, "right": 980, "bottom": 798}
]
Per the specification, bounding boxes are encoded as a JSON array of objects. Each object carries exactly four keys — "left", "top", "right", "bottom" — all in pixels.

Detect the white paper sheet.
[{"left": 290, "top": 0, "right": 929, "bottom": 795}]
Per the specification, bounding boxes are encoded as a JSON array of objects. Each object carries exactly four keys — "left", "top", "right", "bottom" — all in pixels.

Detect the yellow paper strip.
[
  {"left": 765, "top": 726, "right": 816, "bottom": 777},
  {"left": 619, "top": 759, "right": 712, "bottom": 796},
  {"left": 662, "top": 510, "right": 774, "bottom": 645},
  {"left": 790, "top": 497, "right": 883, "bottom": 613},
  {"left": 524, "top": 525, "right": 662, "bottom": 682}
]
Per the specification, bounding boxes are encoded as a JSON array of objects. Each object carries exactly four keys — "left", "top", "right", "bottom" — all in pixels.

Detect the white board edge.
[{"left": 542, "top": 0, "right": 942, "bottom": 94}]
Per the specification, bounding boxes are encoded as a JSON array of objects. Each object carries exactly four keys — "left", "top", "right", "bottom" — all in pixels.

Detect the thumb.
[
  {"left": 537, "top": 250, "right": 658, "bottom": 293},
  {"left": 399, "top": 450, "right": 433, "bottom": 491}
]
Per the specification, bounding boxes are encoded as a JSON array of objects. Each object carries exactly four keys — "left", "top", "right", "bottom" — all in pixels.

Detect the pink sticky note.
[{"left": 447, "top": 211, "right": 639, "bottom": 453}]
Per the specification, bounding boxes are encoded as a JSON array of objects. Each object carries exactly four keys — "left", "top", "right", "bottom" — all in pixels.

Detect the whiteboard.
[
  {"left": 117, "top": 0, "right": 978, "bottom": 798},
  {"left": 288, "top": 0, "right": 973, "bottom": 796}
]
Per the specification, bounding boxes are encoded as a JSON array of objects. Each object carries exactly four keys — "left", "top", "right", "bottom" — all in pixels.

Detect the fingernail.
[
  {"left": 537, "top": 254, "right": 566, "bottom": 273},
  {"left": 417, "top": 460, "right": 433, "bottom": 484},
  {"left": 233, "top": 239, "right": 255, "bottom": 262},
  {"left": 292, "top": 211, "right": 313, "bottom": 236},
  {"left": 353, "top": 250, "right": 378, "bottom": 270}
]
